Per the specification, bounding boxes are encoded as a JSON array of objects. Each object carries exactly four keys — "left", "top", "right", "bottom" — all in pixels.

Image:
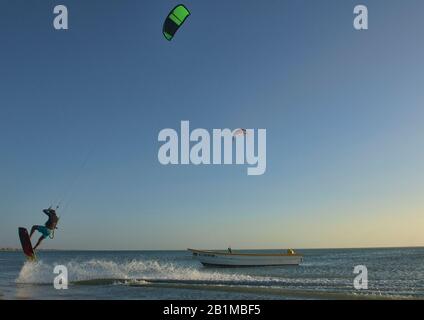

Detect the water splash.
[{"left": 16, "top": 258, "right": 258, "bottom": 284}]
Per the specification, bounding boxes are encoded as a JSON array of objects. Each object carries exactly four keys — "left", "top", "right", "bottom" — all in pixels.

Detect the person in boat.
[{"left": 29, "top": 207, "right": 59, "bottom": 250}]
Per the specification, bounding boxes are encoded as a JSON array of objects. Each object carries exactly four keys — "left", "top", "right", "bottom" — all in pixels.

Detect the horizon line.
[{"left": 1, "top": 245, "right": 423, "bottom": 252}]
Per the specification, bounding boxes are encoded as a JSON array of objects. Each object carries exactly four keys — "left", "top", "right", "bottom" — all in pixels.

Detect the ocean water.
[{"left": 0, "top": 248, "right": 423, "bottom": 300}]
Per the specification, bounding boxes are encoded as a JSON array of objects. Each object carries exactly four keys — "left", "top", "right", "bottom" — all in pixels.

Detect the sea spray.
[
  {"left": 16, "top": 260, "right": 54, "bottom": 284},
  {"left": 16, "top": 258, "right": 263, "bottom": 285}
]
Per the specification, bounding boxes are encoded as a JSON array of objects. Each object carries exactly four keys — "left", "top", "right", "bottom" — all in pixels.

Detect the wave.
[
  {"left": 15, "top": 258, "right": 348, "bottom": 287},
  {"left": 16, "top": 258, "right": 258, "bottom": 285}
]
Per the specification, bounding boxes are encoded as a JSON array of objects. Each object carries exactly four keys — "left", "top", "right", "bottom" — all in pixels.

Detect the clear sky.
[{"left": 1, "top": 0, "right": 423, "bottom": 250}]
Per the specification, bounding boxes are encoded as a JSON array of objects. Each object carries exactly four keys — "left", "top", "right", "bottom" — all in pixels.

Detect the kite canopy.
[{"left": 163, "top": 4, "right": 190, "bottom": 41}]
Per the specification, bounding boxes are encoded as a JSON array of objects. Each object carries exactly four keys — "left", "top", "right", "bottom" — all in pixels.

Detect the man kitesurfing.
[{"left": 29, "top": 207, "right": 59, "bottom": 250}]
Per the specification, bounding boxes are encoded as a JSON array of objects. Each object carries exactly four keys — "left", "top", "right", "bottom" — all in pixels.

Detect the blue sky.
[{"left": 1, "top": 0, "right": 423, "bottom": 249}]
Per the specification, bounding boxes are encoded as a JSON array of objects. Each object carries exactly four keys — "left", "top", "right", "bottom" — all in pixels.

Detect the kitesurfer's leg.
[
  {"left": 33, "top": 236, "right": 44, "bottom": 250},
  {"left": 29, "top": 225, "right": 40, "bottom": 238}
]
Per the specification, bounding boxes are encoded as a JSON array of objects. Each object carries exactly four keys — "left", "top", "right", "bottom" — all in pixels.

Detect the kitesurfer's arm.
[{"left": 43, "top": 208, "right": 52, "bottom": 217}]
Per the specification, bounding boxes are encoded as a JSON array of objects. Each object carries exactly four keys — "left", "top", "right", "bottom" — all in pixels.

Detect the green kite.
[{"left": 163, "top": 4, "right": 190, "bottom": 41}]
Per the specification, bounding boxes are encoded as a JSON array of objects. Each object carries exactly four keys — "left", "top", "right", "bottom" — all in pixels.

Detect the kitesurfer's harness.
[{"left": 48, "top": 216, "right": 60, "bottom": 239}]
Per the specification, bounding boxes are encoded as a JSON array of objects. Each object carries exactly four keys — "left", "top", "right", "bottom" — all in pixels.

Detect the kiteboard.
[{"left": 18, "top": 227, "right": 37, "bottom": 261}]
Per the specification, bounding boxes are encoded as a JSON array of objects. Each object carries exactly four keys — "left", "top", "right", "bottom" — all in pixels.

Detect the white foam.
[
  {"left": 16, "top": 258, "right": 259, "bottom": 284},
  {"left": 16, "top": 260, "right": 54, "bottom": 284}
]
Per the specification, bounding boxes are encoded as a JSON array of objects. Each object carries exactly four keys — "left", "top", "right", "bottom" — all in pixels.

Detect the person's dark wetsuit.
[{"left": 43, "top": 208, "right": 59, "bottom": 230}]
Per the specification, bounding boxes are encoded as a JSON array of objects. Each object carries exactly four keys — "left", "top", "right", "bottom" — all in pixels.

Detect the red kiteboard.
[{"left": 18, "top": 227, "right": 36, "bottom": 261}]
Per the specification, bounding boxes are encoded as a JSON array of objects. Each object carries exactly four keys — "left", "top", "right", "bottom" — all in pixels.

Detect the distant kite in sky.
[{"left": 163, "top": 4, "right": 190, "bottom": 41}]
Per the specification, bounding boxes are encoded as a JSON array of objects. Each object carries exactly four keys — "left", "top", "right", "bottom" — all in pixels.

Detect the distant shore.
[{"left": 0, "top": 248, "right": 61, "bottom": 252}]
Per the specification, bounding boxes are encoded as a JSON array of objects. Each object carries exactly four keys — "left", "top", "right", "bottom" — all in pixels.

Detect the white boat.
[{"left": 188, "top": 248, "right": 303, "bottom": 267}]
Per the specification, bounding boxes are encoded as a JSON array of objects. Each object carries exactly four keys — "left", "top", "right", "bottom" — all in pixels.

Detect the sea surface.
[{"left": 0, "top": 248, "right": 423, "bottom": 300}]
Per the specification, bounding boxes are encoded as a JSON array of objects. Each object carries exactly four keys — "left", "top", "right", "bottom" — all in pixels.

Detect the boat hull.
[{"left": 188, "top": 249, "right": 303, "bottom": 267}]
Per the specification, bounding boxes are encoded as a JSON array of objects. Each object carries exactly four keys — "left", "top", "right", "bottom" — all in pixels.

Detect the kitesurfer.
[{"left": 29, "top": 207, "right": 59, "bottom": 250}]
